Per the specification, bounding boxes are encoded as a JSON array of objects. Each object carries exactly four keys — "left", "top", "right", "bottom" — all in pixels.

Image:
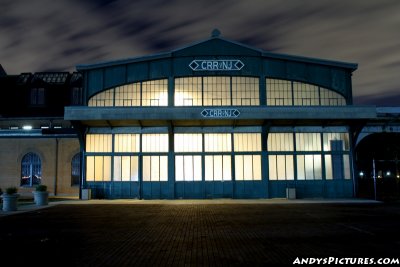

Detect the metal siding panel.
[
  {"left": 104, "top": 66, "right": 126, "bottom": 89},
  {"left": 149, "top": 59, "right": 171, "bottom": 78},
  {"left": 287, "top": 61, "right": 307, "bottom": 82},
  {"left": 264, "top": 59, "right": 286, "bottom": 78},
  {"left": 127, "top": 62, "right": 149, "bottom": 82},
  {"left": 87, "top": 69, "right": 104, "bottom": 98}
]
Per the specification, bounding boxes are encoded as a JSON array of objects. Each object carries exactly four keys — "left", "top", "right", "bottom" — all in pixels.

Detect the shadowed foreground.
[{"left": 0, "top": 203, "right": 399, "bottom": 266}]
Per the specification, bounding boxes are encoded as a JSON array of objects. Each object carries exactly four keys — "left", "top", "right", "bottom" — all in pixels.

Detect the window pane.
[
  {"left": 297, "top": 155, "right": 305, "bottom": 180},
  {"left": 268, "top": 133, "right": 294, "bottom": 151},
  {"left": 174, "top": 77, "right": 202, "bottom": 106},
  {"left": 94, "top": 156, "right": 103, "bottom": 182},
  {"left": 143, "top": 156, "right": 151, "bottom": 182},
  {"left": 115, "top": 83, "right": 140, "bottom": 106},
  {"left": 86, "top": 156, "right": 95, "bottom": 181},
  {"left": 253, "top": 155, "right": 262, "bottom": 180},
  {"left": 193, "top": 156, "right": 202, "bottom": 181},
  {"left": 174, "top": 134, "right": 202, "bottom": 152},
  {"left": 114, "top": 156, "right": 122, "bottom": 181},
  {"left": 232, "top": 77, "right": 259, "bottom": 106},
  {"left": 266, "top": 79, "right": 293, "bottom": 106},
  {"left": 268, "top": 155, "right": 277, "bottom": 181},
  {"left": 203, "top": 76, "right": 231, "bottom": 106},
  {"left": 325, "top": 155, "right": 333, "bottom": 180},
  {"left": 323, "top": 133, "right": 349, "bottom": 151},
  {"left": 121, "top": 156, "right": 131, "bottom": 181},
  {"left": 313, "top": 155, "right": 322, "bottom": 180},
  {"left": 130, "top": 157, "right": 139, "bottom": 181},
  {"left": 88, "top": 89, "right": 114, "bottom": 107},
  {"left": 142, "top": 79, "right": 168, "bottom": 106},
  {"left": 286, "top": 155, "right": 294, "bottom": 180},
  {"left": 213, "top": 155, "right": 223, "bottom": 181},
  {"left": 184, "top": 155, "right": 194, "bottom": 181},
  {"left": 142, "top": 134, "right": 169, "bottom": 152},
  {"left": 86, "top": 134, "right": 112, "bottom": 152},
  {"left": 223, "top": 155, "right": 232, "bottom": 181},
  {"left": 293, "top": 82, "right": 319, "bottom": 106},
  {"left": 243, "top": 155, "right": 253, "bottom": 180},
  {"left": 160, "top": 156, "right": 168, "bottom": 181},
  {"left": 205, "top": 156, "right": 214, "bottom": 181},
  {"left": 235, "top": 155, "right": 244, "bottom": 181},
  {"left": 204, "top": 134, "right": 231, "bottom": 152},
  {"left": 103, "top": 156, "right": 112, "bottom": 181},
  {"left": 175, "top": 156, "right": 184, "bottom": 181},
  {"left": 234, "top": 133, "right": 261, "bottom": 152},
  {"left": 277, "top": 155, "right": 286, "bottom": 180},
  {"left": 151, "top": 156, "right": 160, "bottom": 181},
  {"left": 295, "top": 133, "right": 321, "bottom": 151},
  {"left": 114, "top": 134, "right": 140, "bottom": 152}
]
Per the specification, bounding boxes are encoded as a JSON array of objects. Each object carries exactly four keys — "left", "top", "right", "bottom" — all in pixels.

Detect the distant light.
[
  {"left": 54, "top": 126, "right": 62, "bottom": 129},
  {"left": 9, "top": 126, "right": 19, "bottom": 130},
  {"left": 41, "top": 126, "right": 50, "bottom": 129},
  {"left": 397, "top": 175, "right": 400, "bottom": 179},
  {"left": 386, "top": 171, "right": 391, "bottom": 176},
  {"left": 378, "top": 175, "right": 382, "bottom": 179},
  {"left": 359, "top": 171, "right": 364, "bottom": 177},
  {"left": 22, "top": 125, "right": 33, "bottom": 130}
]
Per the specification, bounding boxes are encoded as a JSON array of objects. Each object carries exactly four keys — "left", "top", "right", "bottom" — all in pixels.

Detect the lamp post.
[{"left": 373, "top": 159, "right": 377, "bottom": 201}]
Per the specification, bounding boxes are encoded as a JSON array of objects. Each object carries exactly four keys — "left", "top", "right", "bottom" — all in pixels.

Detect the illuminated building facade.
[
  {"left": 2, "top": 32, "right": 398, "bottom": 199},
  {"left": 65, "top": 31, "right": 369, "bottom": 199}
]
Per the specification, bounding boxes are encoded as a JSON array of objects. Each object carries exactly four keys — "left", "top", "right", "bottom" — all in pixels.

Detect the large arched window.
[
  {"left": 71, "top": 153, "right": 81, "bottom": 186},
  {"left": 21, "top": 153, "right": 42, "bottom": 186}
]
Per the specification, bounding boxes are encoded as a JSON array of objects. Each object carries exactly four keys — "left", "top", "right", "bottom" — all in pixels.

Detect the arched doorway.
[{"left": 355, "top": 133, "right": 400, "bottom": 200}]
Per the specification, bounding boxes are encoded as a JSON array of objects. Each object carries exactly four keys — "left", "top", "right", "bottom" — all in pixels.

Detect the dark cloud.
[{"left": 0, "top": 0, "right": 399, "bottom": 106}]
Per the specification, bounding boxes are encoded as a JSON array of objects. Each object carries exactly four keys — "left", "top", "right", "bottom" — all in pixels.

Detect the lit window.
[
  {"left": 204, "top": 134, "right": 231, "bottom": 152},
  {"left": 322, "top": 133, "right": 349, "bottom": 151},
  {"left": 142, "top": 79, "right": 168, "bottom": 106},
  {"left": 175, "top": 77, "right": 202, "bottom": 106},
  {"left": 232, "top": 77, "right": 259, "bottom": 105},
  {"left": 234, "top": 133, "right": 261, "bottom": 152},
  {"left": 21, "top": 153, "right": 42, "bottom": 186},
  {"left": 88, "top": 89, "right": 114, "bottom": 106},
  {"left": 174, "top": 134, "right": 202, "bottom": 152},
  {"left": 268, "top": 155, "right": 294, "bottom": 181},
  {"left": 113, "top": 156, "right": 139, "bottom": 181},
  {"left": 115, "top": 83, "right": 141, "bottom": 106},
  {"left": 235, "top": 155, "right": 261, "bottom": 181},
  {"left": 297, "top": 155, "right": 322, "bottom": 180},
  {"left": 268, "top": 133, "right": 294, "bottom": 151},
  {"left": 86, "top": 134, "right": 112, "bottom": 152},
  {"left": 142, "top": 134, "right": 169, "bottom": 152},
  {"left": 205, "top": 155, "right": 231, "bottom": 181},
  {"left": 86, "top": 156, "right": 111, "bottom": 182},
  {"left": 293, "top": 82, "right": 319, "bottom": 106},
  {"left": 114, "top": 134, "right": 140, "bottom": 152},
  {"left": 175, "top": 155, "right": 202, "bottom": 181},
  {"left": 295, "top": 133, "right": 321, "bottom": 151},
  {"left": 143, "top": 156, "right": 168, "bottom": 182},
  {"left": 203, "top": 76, "right": 231, "bottom": 106},
  {"left": 267, "top": 79, "right": 292, "bottom": 106}
]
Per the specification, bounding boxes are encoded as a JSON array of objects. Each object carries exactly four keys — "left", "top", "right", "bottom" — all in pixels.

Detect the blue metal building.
[{"left": 65, "top": 31, "right": 378, "bottom": 199}]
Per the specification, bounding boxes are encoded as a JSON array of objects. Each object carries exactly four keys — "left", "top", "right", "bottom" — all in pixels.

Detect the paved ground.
[{"left": 0, "top": 200, "right": 399, "bottom": 266}]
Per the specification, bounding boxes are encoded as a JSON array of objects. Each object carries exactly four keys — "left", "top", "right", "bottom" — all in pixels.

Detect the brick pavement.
[{"left": 0, "top": 202, "right": 399, "bottom": 266}]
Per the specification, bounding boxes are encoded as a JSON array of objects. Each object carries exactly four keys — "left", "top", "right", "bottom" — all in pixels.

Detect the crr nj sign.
[
  {"left": 201, "top": 109, "right": 240, "bottom": 118},
  {"left": 189, "top": 60, "right": 244, "bottom": 71}
]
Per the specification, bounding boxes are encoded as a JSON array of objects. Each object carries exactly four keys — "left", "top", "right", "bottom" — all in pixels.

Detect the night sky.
[{"left": 1, "top": 0, "right": 399, "bottom": 106}]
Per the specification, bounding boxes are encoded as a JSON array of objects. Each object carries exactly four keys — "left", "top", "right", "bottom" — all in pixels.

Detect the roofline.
[{"left": 76, "top": 36, "right": 358, "bottom": 71}]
